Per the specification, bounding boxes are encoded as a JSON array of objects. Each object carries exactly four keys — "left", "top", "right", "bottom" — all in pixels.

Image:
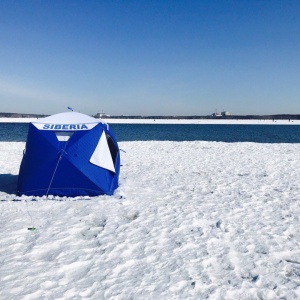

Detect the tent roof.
[{"left": 34, "top": 111, "right": 101, "bottom": 125}]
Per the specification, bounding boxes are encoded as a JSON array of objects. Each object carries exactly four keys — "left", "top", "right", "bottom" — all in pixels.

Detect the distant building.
[
  {"left": 211, "top": 109, "right": 232, "bottom": 118},
  {"left": 211, "top": 109, "right": 222, "bottom": 117},
  {"left": 221, "top": 111, "right": 231, "bottom": 116},
  {"left": 95, "top": 112, "right": 110, "bottom": 118}
]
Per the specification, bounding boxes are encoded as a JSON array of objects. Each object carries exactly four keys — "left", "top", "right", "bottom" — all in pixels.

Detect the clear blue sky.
[{"left": 0, "top": 0, "right": 300, "bottom": 116}]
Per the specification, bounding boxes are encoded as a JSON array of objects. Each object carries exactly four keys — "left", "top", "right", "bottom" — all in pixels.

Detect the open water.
[{"left": 1, "top": 123, "right": 300, "bottom": 143}]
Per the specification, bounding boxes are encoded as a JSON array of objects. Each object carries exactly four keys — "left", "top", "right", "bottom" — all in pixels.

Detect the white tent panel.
[
  {"left": 89, "top": 132, "right": 115, "bottom": 173},
  {"left": 32, "top": 111, "right": 107, "bottom": 131},
  {"left": 36, "top": 111, "right": 99, "bottom": 124}
]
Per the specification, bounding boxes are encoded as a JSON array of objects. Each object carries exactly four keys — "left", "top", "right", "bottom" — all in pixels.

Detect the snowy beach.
[{"left": 1, "top": 141, "right": 300, "bottom": 299}]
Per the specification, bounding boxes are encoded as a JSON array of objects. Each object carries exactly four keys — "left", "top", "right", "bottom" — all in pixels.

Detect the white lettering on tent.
[
  {"left": 90, "top": 131, "right": 115, "bottom": 173},
  {"left": 32, "top": 123, "right": 97, "bottom": 130}
]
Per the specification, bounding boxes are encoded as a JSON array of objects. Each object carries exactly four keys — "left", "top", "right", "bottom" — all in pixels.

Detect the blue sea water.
[{"left": 1, "top": 123, "right": 300, "bottom": 143}]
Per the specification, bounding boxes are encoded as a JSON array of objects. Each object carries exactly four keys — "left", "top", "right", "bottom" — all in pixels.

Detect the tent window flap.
[
  {"left": 89, "top": 131, "right": 115, "bottom": 173},
  {"left": 55, "top": 132, "right": 74, "bottom": 142}
]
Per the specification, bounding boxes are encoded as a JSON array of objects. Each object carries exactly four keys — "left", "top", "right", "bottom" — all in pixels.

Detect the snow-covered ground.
[
  {"left": 1, "top": 141, "right": 300, "bottom": 299},
  {"left": 1, "top": 117, "right": 300, "bottom": 125}
]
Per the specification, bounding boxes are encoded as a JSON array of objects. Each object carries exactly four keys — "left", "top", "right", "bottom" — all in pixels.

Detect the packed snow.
[{"left": 1, "top": 141, "right": 300, "bottom": 299}]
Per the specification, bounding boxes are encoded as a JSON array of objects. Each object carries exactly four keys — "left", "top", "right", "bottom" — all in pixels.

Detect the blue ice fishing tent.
[{"left": 17, "top": 111, "right": 120, "bottom": 197}]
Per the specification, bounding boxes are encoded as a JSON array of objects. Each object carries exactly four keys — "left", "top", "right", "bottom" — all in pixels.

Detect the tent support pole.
[{"left": 46, "top": 144, "right": 68, "bottom": 197}]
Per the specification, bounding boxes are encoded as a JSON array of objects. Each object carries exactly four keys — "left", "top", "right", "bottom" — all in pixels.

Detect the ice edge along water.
[{"left": 1, "top": 117, "right": 300, "bottom": 125}]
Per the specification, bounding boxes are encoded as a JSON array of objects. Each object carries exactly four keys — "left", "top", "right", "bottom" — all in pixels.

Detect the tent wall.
[{"left": 18, "top": 122, "right": 120, "bottom": 197}]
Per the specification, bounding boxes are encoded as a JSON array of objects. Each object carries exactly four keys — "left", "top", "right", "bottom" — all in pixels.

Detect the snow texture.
[{"left": 1, "top": 141, "right": 300, "bottom": 299}]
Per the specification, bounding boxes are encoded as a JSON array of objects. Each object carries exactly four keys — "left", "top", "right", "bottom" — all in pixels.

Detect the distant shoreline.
[
  {"left": 0, "top": 117, "right": 300, "bottom": 125},
  {"left": 1, "top": 112, "right": 300, "bottom": 119},
  {"left": 1, "top": 112, "right": 300, "bottom": 125}
]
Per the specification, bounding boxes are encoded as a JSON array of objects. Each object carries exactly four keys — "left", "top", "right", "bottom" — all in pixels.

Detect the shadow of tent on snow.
[{"left": 0, "top": 174, "right": 18, "bottom": 194}]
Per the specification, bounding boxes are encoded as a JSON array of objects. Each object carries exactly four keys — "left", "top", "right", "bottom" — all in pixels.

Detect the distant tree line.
[
  {"left": 102, "top": 114, "right": 300, "bottom": 120},
  {"left": 1, "top": 112, "right": 300, "bottom": 120},
  {"left": 0, "top": 112, "right": 48, "bottom": 118}
]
